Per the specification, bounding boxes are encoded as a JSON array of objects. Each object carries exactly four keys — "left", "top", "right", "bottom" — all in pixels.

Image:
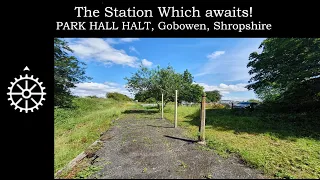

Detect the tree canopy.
[
  {"left": 54, "top": 38, "right": 91, "bottom": 107},
  {"left": 246, "top": 38, "right": 320, "bottom": 112},
  {"left": 205, "top": 90, "right": 222, "bottom": 103},
  {"left": 125, "top": 65, "right": 204, "bottom": 107}
]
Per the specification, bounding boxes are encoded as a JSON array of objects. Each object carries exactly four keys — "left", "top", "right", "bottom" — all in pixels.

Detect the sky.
[{"left": 63, "top": 38, "right": 265, "bottom": 101}]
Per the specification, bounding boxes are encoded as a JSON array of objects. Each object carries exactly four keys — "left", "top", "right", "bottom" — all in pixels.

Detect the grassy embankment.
[
  {"left": 54, "top": 97, "right": 139, "bottom": 173},
  {"left": 163, "top": 103, "right": 320, "bottom": 179}
]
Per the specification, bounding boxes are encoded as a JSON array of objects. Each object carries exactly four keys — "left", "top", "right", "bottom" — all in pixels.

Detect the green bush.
[{"left": 106, "top": 92, "right": 132, "bottom": 101}]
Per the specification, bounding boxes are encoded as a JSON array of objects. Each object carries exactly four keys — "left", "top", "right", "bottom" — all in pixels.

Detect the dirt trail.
[{"left": 86, "top": 110, "right": 265, "bottom": 179}]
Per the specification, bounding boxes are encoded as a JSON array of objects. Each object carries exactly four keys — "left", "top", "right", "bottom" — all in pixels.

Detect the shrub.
[
  {"left": 223, "top": 103, "right": 231, "bottom": 109},
  {"left": 206, "top": 103, "right": 225, "bottom": 109},
  {"left": 106, "top": 92, "right": 132, "bottom": 101}
]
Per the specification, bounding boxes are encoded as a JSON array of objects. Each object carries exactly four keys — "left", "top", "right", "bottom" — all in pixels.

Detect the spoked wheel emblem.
[{"left": 7, "top": 69, "right": 46, "bottom": 113}]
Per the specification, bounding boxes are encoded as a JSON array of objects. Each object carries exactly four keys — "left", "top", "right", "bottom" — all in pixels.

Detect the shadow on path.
[
  {"left": 164, "top": 135, "right": 197, "bottom": 143},
  {"left": 147, "top": 125, "right": 173, "bottom": 129},
  {"left": 123, "top": 109, "right": 158, "bottom": 114}
]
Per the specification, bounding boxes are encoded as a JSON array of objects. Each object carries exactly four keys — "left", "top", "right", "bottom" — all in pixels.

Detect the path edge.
[{"left": 54, "top": 117, "right": 120, "bottom": 179}]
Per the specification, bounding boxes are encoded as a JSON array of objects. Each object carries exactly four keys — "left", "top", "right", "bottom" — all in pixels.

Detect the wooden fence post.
[
  {"left": 198, "top": 94, "right": 206, "bottom": 144},
  {"left": 161, "top": 93, "right": 164, "bottom": 119},
  {"left": 174, "top": 90, "right": 178, "bottom": 128}
]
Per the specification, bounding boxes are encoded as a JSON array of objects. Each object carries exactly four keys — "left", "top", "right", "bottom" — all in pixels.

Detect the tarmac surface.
[{"left": 88, "top": 111, "right": 265, "bottom": 179}]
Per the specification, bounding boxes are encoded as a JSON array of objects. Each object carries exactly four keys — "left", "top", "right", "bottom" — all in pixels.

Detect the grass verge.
[
  {"left": 163, "top": 103, "right": 320, "bottom": 179},
  {"left": 54, "top": 97, "right": 140, "bottom": 173}
]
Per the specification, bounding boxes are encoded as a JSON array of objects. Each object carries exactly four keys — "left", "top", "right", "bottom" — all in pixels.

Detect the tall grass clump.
[{"left": 54, "top": 97, "right": 136, "bottom": 173}]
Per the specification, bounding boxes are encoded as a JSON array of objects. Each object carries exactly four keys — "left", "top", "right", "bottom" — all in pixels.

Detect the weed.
[
  {"left": 197, "top": 145, "right": 211, "bottom": 151},
  {"left": 104, "top": 161, "right": 112, "bottom": 165},
  {"left": 143, "top": 137, "right": 152, "bottom": 144},
  {"left": 142, "top": 167, "right": 147, "bottom": 173},
  {"left": 74, "top": 165, "right": 103, "bottom": 179},
  {"left": 178, "top": 160, "right": 187, "bottom": 169},
  {"left": 204, "top": 173, "right": 213, "bottom": 179}
]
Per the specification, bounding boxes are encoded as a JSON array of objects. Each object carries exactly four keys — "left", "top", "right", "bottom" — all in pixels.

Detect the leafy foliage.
[
  {"left": 54, "top": 38, "right": 91, "bottom": 107},
  {"left": 134, "top": 91, "right": 151, "bottom": 102},
  {"left": 248, "top": 99, "right": 261, "bottom": 103},
  {"left": 180, "top": 84, "right": 204, "bottom": 103},
  {"left": 106, "top": 92, "right": 132, "bottom": 101},
  {"left": 145, "top": 97, "right": 157, "bottom": 103},
  {"left": 125, "top": 65, "right": 204, "bottom": 107},
  {"left": 75, "top": 165, "right": 103, "bottom": 179},
  {"left": 246, "top": 38, "right": 320, "bottom": 113},
  {"left": 179, "top": 70, "right": 205, "bottom": 103},
  {"left": 205, "top": 90, "right": 222, "bottom": 103}
]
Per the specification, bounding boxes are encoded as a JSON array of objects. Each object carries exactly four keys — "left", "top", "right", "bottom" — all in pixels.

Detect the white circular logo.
[{"left": 7, "top": 71, "right": 46, "bottom": 113}]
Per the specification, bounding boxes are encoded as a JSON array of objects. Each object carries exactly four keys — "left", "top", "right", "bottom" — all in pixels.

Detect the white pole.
[
  {"left": 161, "top": 93, "right": 164, "bottom": 119},
  {"left": 174, "top": 90, "right": 178, "bottom": 128}
]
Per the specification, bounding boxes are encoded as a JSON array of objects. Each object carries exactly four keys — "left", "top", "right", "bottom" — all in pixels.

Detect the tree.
[
  {"left": 254, "top": 82, "right": 282, "bottom": 102},
  {"left": 182, "top": 69, "right": 193, "bottom": 84},
  {"left": 125, "top": 65, "right": 204, "bottom": 109},
  {"left": 205, "top": 90, "right": 222, "bottom": 103},
  {"left": 134, "top": 91, "right": 151, "bottom": 102},
  {"left": 246, "top": 38, "right": 320, "bottom": 112},
  {"left": 180, "top": 84, "right": 204, "bottom": 103},
  {"left": 88, "top": 95, "right": 99, "bottom": 98},
  {"left": 54, "top": 38, "right": 91, "bottom": 107},
  {"left": 178, "top": 70, "right": 204, "bottom": 103},
  {"left": 154, "top": 65, "right": 183, "bottom": 106}
]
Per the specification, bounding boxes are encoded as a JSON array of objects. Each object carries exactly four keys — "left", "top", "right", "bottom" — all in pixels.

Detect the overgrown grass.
[
  {"left": 54, "top": 97, "right": 139, "bottom": 173},
  {"left": 163, "top": 104, "right": 320, "bottom": 179}
]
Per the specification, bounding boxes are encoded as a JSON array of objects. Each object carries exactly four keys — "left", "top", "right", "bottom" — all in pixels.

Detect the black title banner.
[{"left": 54, "top": 1, "right": 319, "bottom": 37}]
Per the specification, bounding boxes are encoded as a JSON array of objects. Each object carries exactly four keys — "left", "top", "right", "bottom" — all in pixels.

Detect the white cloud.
[
  {"left": 129, "top": 46, "right": 139, "bottom": 54},
  {"left": 68, "top": 38, "right": 139, "bottom": 67},
  {"left": 207, "top": 51, "right": 225, "bottom": 59},
  {"left": 99, "top": 38, "right": 139, "bottom": 44},
  {"left": 67, "top": 38, "right": 152, "bottom": 68},
  {"left": 104, "top": 82, "right": 119, "bottom": 86},
  {"left": 195, "top": 82, "right": 248, "bottom": 94},
  {"left": 195, "top": 38, "right": 265, "bottom": 82},
  {"left": 119, "top": 38, "right": 140, "bottom": 43},
  {"left": 104, "top": 38, "right": 118, "bottom": 44},
  {"left": 195, "top": 82, "right": 255, "bottom": 101},
  {"left": 71, "top": 82, "right": 132, "bottom": 98},
  {"left": 141, "top": 59, "right": 153, "bottom": 67}
]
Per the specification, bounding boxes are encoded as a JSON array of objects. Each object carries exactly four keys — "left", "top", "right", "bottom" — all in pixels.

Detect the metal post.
[
  {"left": 198, "top": 95, "right": 206, "bottom": 144},
  {"left": 161, "top": 93, "right": 164, "bottom": 119},
  {"left": 174, "top": 90, "right": 178, "bottom": 128}
]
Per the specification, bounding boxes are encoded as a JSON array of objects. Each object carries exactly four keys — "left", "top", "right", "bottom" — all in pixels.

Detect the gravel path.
[{"left": 87, "top": 110, "right": 265, "bottom": 179}]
